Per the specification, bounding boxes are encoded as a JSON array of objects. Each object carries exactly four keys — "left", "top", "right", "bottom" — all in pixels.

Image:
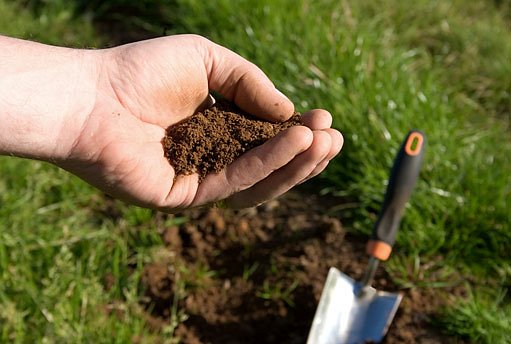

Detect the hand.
[
  {"left": 60, "top": 34, "right": 344, "bottom": 211},
  {"left": 1, "top": 34, "right": 343, "bottom": 211}
]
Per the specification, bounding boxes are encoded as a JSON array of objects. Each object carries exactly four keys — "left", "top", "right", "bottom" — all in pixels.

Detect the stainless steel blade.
[{"left": 307, "top": 267, "right": 402, "bottom": 344}]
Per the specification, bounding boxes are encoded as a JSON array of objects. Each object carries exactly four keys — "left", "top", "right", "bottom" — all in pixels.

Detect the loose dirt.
[
  {"left": 163, "top": 100, "right": 301, "bottom": 181},
  {"left": 141, "top": 188, "right": 463, "bottom": 344}
]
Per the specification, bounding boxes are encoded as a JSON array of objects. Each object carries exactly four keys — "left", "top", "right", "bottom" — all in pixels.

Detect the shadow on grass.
[{"left": 22, "top": 0, "right": 182, "bottom": 45}]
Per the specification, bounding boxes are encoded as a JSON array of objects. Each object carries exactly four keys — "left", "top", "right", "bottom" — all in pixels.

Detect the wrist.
[{"left": 0, "top": 36, "right": 101, "bottom": 162}]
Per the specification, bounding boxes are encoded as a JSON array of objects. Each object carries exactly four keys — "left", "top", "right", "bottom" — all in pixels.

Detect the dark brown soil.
[
  {"left": 141, "top": 188, "right": 464, "bottom": 344},
  {"left": 163, "top": 100, "right": 301, "bottom": 181}
]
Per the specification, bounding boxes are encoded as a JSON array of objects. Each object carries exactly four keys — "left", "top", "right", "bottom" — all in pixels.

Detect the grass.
[
  {"left": 0, "top": 4, "right": 169, "bottom": 338},
  {"left": 0, "top": 159, "right": 170, "bottom": 342},
  {"left": 0, "top": 0, "right": 99, "bottom": 47},
  {"left": 1, "top": 0, "right": 510, "bottom": 342},
  {"left": 439, "top": 289, "right": 511, "bottom": 344}
]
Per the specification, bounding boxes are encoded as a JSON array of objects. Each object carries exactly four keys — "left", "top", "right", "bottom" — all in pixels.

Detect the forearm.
[{"left": 0, "top": 35, "right": 99, "bottom": 161}]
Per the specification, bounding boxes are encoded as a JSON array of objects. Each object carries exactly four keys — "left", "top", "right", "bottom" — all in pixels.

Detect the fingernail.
[{"left": 207, "top": 93, "right": 216, "bottom": 105}]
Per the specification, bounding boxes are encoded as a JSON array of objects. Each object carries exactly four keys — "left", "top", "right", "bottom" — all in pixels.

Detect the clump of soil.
[
  {"left": 163, "top": 100, "right": 302, "bottom": 181},
  {"left": 139, "top": 188, "right": 463, "bottom": 344}
]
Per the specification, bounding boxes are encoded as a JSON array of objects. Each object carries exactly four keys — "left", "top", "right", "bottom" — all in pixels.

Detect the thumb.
[{"left": 202, "top": 38, "right": 294, "bottom": 122}]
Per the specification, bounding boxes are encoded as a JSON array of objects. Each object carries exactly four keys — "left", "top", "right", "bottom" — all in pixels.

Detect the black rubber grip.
[{"left": 371, "top": 130, "right": 426, "bottom": 247}]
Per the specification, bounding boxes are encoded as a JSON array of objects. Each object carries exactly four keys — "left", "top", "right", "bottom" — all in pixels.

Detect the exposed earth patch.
[{"left": 140, "top": 189, "right": 462, "bottom": 343}]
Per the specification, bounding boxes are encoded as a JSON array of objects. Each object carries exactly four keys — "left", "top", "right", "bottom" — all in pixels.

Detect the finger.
[
  {"left": 202, "top": 38, "right": 294, "bottom": 122},
  {"left": 226, "top": 130, "right": 332, "bottom": 209},
  {"left": 192, "top": 125, "right": 313, "bottom": 205},
  {"left": 323, "top": 128, "right": 344, "bottom": 160},
  {"left": 299, "top": 160, "right": 330, "bottom": 185},
  {"left": 157, "top": 171, "right": 199, "bottom": 209},
  {"left": 299, "top": 128, "right": 343, "bottom": 184},
  {"left": 300, "top": 109, "right": 333, "bottom": 130},
  {"left": 300, "top": 110, "right": 344, "bottom": 161}
]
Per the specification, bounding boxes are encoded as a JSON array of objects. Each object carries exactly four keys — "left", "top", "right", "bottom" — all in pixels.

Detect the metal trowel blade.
[{"left": 307, "top": 267, "right": 402, "bottom": 344}]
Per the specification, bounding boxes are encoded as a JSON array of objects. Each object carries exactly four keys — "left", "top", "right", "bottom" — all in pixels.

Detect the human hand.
[
  {"left": 62, "top": 34, "right": 343, "bottom": 211},
  {"left": 1, "top": 34, "right": 343, "bottom": 211}
]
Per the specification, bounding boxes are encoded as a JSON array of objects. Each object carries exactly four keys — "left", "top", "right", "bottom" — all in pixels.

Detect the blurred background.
[{"left": 0, "top": 0, "right": 510, "bottom": 343}]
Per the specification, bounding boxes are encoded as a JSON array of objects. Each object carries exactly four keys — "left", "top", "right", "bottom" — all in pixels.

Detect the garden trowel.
[{"left": 307, "top": 130, "right": 426, "bottom": 344}]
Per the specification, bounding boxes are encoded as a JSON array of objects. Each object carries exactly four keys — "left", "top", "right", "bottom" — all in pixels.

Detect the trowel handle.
[{"left": 367, "top": 130, "right": 426, "bottom": 261}]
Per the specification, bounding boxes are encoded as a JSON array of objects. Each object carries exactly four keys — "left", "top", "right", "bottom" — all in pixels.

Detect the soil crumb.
[{"left": 163, "top": 100, "right": 301, "bottom": 181}]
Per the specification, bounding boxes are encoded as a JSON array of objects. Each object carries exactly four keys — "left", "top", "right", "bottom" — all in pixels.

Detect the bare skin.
[{"left": 0, "top": 34, "right": 343, "bottom": 212}]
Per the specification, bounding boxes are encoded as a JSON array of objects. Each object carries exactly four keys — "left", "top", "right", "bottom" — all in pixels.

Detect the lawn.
[{"left": 1, "top": 0, "right": 510, "bottom": 343}]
